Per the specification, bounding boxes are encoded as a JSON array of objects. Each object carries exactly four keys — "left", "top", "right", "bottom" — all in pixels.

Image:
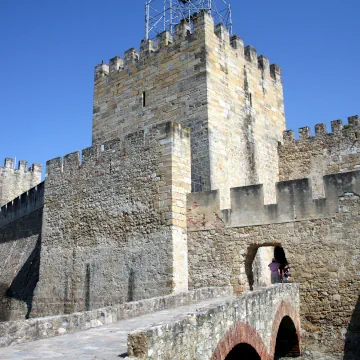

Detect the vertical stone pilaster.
[{"left": 158, "top": 122, "right": 191, "bottom": 293}]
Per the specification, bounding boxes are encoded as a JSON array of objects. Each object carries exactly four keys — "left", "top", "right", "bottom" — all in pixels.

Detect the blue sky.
[{"left": 1, "top": 0, "right": 359, "bottom": 177}]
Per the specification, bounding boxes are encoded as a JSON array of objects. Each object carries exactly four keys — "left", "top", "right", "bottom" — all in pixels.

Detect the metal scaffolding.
[{"left": 145, "top": 0, "right": 232, "bottom": 40}]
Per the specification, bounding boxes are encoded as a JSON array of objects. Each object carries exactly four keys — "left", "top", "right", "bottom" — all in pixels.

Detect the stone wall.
[
  {"left": 186, "top": 172, "right": 360, "bottom": 354},
  {"left": 33, "top": 122, "right": 191, "bottom": 317},
  {"left": 279, "top": 115, "right": 360, "bottom": 198},
  {"left": 92, "top": 11, "right": 285, "bottom": 208},
  {"left": 128, "top": 284, "right": 300, "bottom": 360},
  {"left": 0, "top": 208, "right": 43, "bottom": 321},
  {"left": 0, "top": 159, "right": 42, "bottom": 207}
]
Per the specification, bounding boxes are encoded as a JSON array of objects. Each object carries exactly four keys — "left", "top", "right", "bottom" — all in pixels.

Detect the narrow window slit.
[
  {"left": 142, "top": 91, "right": 146, "bottom": 107},
  {"left": 249, "top": 93, "right": 252, "bottom": 107}
]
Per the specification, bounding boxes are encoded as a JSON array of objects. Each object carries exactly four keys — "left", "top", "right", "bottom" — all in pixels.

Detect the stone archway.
[
  {"left": 270, "top": 301, "right": 301, "bottom": 358},
  {"left": 211, "top": 322, "right": 272, "bottom": 360},
  {"left": 274, "top": 316, "right": 300, "bottom": 358},
  {"left": 245, "top": 244, "right": 288, "bottom": 290}
]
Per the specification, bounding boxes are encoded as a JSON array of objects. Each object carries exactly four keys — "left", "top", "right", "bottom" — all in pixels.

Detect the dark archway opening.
[
  {"left": 274, "top": 316, "right": 300, "bottom": 358},
  {"left": 225, "top": 343, "right": 261, "bottom": 360},
  {"left": 246, "top": 244, "right": 289, "bottom": 290},
  {"left": 274, "top": 246, "right": 287, "bottom": 265}
]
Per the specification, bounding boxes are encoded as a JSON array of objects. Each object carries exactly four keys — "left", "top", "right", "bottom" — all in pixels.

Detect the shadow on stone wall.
[
  {"left": 344, "top": 295, "right": 360, "bottom": 359},
  {"left": 128, "top": 269, "right": 135, "bottom": 302},
  {"left": 0, "top": 283, "right": 12, "bottom": 321},
  {"left": 5, "top": 235, "right": 41, "bottom": 320}
]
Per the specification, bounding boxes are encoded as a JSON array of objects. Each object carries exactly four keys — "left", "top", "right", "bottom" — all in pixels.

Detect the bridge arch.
[
  {"left": 210, "top": 322, "right": 271, "bottom": 360},
  {"left": 211, "top": 301, "right": 301, "bottom": 360},
  {"left": 270, "top": 301, "right": 301, "bottom": 357}
]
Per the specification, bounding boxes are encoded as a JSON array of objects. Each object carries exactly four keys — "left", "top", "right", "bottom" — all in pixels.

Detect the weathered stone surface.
[
  {"left": 0, "top": 182, "right": 44, "bottom": 228},
  {"left": 252, "top": 246, "right": 274, "bottom": 288},
  {"left": 128, "top": 284, "right": 300, "bottom": 360},
  {"left": 0, "top": 286, "right": 231, "bottom": 348},
  {"left": 0, "top": 208, "right": 43, "bottom": 321},
  {"left": 32, "top": 122, "right": 191, "bottom": 317},
  {"left": 187, "top": 185, "right": 360, "bottom": 355},
  {"left": 0, "top": 7, "right": 359, "bottom": 359},
  {"left": 92, "top": 11, "right": 285, "bottom": 208}
]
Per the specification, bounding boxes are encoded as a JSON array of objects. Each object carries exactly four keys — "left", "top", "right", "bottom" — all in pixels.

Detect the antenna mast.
[{"left": 145, "top": 0, "right": 232, "bottom": 40}]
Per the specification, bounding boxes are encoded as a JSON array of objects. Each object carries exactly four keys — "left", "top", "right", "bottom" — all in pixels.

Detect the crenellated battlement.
[
  {"left": 0, "top": 158, "right": 42, "bottom": 207},
  {"left": 279, "top": 115, "right": 360, "bottom": 199},
  {"left": 47, "top": 121, "right": 190, "bottom": 178},
  {"left": 282, "top": 115, "right": 360, "bottom": 145},
  {"left": 0, "top": 158, "right": 42, "bottom": 173},
  {"left": 94, "top": 11, "right": 281, "bottom": 83},
  {"left": 46, "top": 137, "right": 125, "bottom": 177},
  {"left": 187, "top": 170, "right": 360, "bottom": 230},
  {"left": 46, "top": 133, "right": 143, "bottom": 177},
  {"left": 0, "top": 182, "right": 44, "bottom": 228}
]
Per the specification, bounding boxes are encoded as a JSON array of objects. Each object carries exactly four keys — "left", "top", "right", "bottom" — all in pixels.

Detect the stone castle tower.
[
  {"left": 0, "top": 3, "right": 358, "bottom": 356},
  {"left": 92, "top": 11, "right": 285, "bottom": 207}
]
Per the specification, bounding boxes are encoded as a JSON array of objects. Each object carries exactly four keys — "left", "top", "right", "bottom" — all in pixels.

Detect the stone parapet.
[
  {"left": 279, "top": 115, "right": 360, "bottom": 198},
  {"left": 187, "top": 170, "right": 360, "bottom": 230},
  {"left": 92, "top": 10, "right": 285, "bottom": 209},
  {"left": 0, "top": 287, "right": 231, "bottom": 348},
  {"left": 282, "top": 115, "right": 360, "bottom": 145},
  {"left": 128, "top": 284, "right": 300, "bottom": 360}
]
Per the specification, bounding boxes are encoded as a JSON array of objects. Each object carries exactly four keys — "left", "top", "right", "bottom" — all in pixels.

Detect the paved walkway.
[{"left": 0, "top": 296, "right": 234, "bottom": 360}]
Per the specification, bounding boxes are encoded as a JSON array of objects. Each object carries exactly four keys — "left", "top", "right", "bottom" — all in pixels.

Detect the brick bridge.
[{"left": 0, "top": 284, "right": 300, "bottom": 360}]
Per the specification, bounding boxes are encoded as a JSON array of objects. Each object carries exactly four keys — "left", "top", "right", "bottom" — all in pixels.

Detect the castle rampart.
[
  {"left": 279, "top": 115, "right": 360, "bottom": 198},
  {"left": 187, "top": 170, "right": 360, "bottom": 230},
  {"left": 0, "top": 159, "right": 42, "bottom": 207},
  {"left": 92, "top": 11, "right": 285, "bottom": 208},
  {"left": 0, "top": 4, "right": 358, "bottom": 357},
  {"left": 187, "top": 172, "right": 360, "bottom": 352},
  {"left": 33, "top": 122, "right": 191, "bottom": 317},
  {"left": 0, "top": 182, "right": 44, "bottom": 228}
]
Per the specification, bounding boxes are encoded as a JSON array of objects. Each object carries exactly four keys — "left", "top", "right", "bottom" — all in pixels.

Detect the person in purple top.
[{"left": 268, "top": 258, "right": 281, "bottom": 284}]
